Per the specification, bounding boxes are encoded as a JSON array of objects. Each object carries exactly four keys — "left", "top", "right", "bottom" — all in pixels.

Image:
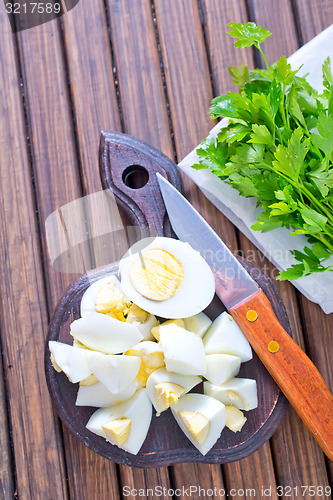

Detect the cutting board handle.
[{"left": 99, "top": 131, "right": 182, "bottom": 238}]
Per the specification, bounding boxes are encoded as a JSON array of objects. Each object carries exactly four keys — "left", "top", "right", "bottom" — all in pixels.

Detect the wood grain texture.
[
  {"left": 230, "top": 288, "right": 333, "bottom": 460},
  {"left": 0, "top": 11, "right": 67, "bottom": 500},
  {"left": 294, "top": 0, "right": 333, "bottom": 42},
  {"left": 171, "top": 463, "right": 225, "bottom": 498},
  {"left": 239, "top": 241, "right": 330, "bottom": 489},
  {"left": 0, "top": 330, "right": 14, "bottom": 500},
  {"left": 106, "top": 0, "right": 173, "bottom": 159},
  {"left": 201, "top": 0, "right": 253, "bottom": 95},
  {"left": 153, "top": 0, "right": 279, "bottom": 492}
]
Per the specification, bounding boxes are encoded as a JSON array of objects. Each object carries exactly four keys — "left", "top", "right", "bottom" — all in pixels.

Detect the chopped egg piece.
[
  {"left": 85, "top": 351, "right": 141, "bottom": 394},
  {"left": 49, "top": 341, "right": 91, "bottom": 383},
  {"left": 50, "top": 353, "right": 62, "bottom": 373},
  {"left": 204, "top": 378, "right": 258, "bottom": 411},
  {"left": 146, "top": 367, "right": 201, "bottom": 413},
  {"left": 86, "top": 389, "right": 152, "bottom": 455},
  {"left": 102, "top": 418, "right": 131, "bottom": 446},
  {"left": 155, "top": 382, "right": 185, "bottom": 412},
  {"left": 184, "top": 313, "right": 212, "bottom": 338},
  {"left": 70, "top": 312, "right": 143, "bottom": 354},
  {"left": 76, "top": 380, "right": 137, "bottom": 407},
  {"left": 205, "top": 354, "right": 241, "bottom": 385},
  {"left": 203, "top": 312, "right": 252, "bottom": 362},
  {"left": 79, "top": 374, "right": 99, "bottom": 387},
  {"left": 119, "top": 237, "right": 215, "bottom": 319},
  {"left": 129, "top": 248, "right": 184, "bottom": 301},
  {"left": 80, "top": 275, "right": 131, "bottom": 319},
  {"left": 159, "top": 324, "right": 206, "bottom": 376},
  {"left": 225, "top": 406, "right": 247, "bottom": 432},
  {"left": 126, "top": 303, "right": 148, "bottom": 323},
  {"left": 178, "top": 410, "right": 210, "bottom": 444},
  {"left": 126, "top": 305, "right": 159, "bottom": 341},
  {"left": 171, "top": 393, "right": 226, "bottom": 455},
  {"left": 151, "top": 319, "right": 185, "bottom": 341},
  {"left": 95, "top": 281, "right": 131, "bottom": 322},
  {"left": 125, "top": 341, "right": 165, "bottom": 389}
]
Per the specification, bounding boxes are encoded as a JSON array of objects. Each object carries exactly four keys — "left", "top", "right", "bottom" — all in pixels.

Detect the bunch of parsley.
[{"left": 193, "top": 22, "right": 333, "bottom": 280}]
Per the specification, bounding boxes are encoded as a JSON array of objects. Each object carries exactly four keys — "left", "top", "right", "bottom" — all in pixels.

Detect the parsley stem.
[{"left": 257, "top": 45, "right": 272, "bottom": 77}]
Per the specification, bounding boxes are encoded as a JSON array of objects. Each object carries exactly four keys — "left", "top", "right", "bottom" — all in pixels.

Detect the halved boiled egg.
[
  {"left": 125, "top": 341, "right": 165, "bottom": 389},
  {"left": 86, "top": 388, "right": 152, "bottom": 455},
  {"left": 119, "top": 237, "right": 215, "bottom": 319},
  {"left": 203, "top": 312, "right": 252, "bottom": 362},
  {"left": 146, "top": 367, "right": 201, "bottom": 413},
  {"left": 76, "top": 380, "right": 138, "bottom": 407},
  {"left": 159, "top": 324, "right": 206, "bottom": 376},
  {"left": 204, "top": 378, "right": 258, "bottom": 411},
  {"left": 85, "top": 351, "right": 141, "bottom": 394},
  {"left": 70, "top": 312, "right": 143, "bottom": 354},
  {"left": 171, "top": 393, "right": 226, "bottom": 455},
  {"left": 49, "top": 341, "right": 91, "bottom": 383}
]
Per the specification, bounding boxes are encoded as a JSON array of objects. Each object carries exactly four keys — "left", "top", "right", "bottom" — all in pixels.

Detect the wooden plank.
[
  {"left": 294, "top": 0, "right": 333, "bottom": 42},
  {"left": 0, "top": 11, "right": 68, "bottom": 500},
  {"left": 153, "top": 0, "right": 277, "bottom": 492},
  {"left": 170, "top": 463, "right": 225, "bottom": 499},
  {"left": 294, "top": 1, "right": 333, "bottom": 482},
  {"left": 248, "top": 0, "right": 333, "bottom": 484},
  {"left": 104, "top": 0, "right": 174, "bottom": 492},
  {"left": 0, "top": 330, "right": 14, "bottom": 500},
  {"left": 200, "top": 0, "right": 254, "bottom": 95}
]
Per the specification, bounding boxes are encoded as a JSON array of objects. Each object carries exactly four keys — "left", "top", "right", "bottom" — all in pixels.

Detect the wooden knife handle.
[{"left": 229, "top": 288, "right": 333, "bottom": 461}]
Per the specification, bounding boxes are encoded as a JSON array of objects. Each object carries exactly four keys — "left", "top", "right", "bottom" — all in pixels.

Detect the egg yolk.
[
  {"left": 151, "top": 319, "right": 186, "bottom": 341},
  {"left": 95, "top": 282, "right": 132, "bottom": 322},
  {"left": 125, "top": 348, "right": 165, "bottom": 389},
  {"left": 129, "top": 249, "right": 184, "bottom": 301},
  {"left": 102, "top": 418, "right": 131, "bottom": 446},
  {"left": 178, "top": 410, "right": 210, "bottom": 444},
  {"left": 225, "top": 406, "right": 247, "bottom": 433},
  {"left": 155, "top": 382, "right": 185, "bottom": 411},
  {"left": 79, "top": 374, "right": 99, "bottom": 387},
  {"left": 126, "top": 303, "right": 148, "bottom": 324}
]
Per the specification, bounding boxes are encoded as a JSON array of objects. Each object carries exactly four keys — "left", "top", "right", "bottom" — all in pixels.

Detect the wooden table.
[{"left": 0, "top": 1, "right": 332, "bottom": 499}]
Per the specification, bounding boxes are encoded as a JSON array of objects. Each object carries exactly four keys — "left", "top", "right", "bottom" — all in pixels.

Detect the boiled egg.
[
  {"left": 76, "top": 380, "right": 138, "bottom": 407},
  {"left": 49, "top": 341, "right": 91, "bottom": 383},
  {"left": 85, "top": 351, "right": 141, "bottom": 394},
  {"left": 204, "top": 378, "right": 258, "bottom": 411},
  {"left": 119, "top": 237, "right": 215, "bottom": 319},
  {"left": 80, "top": 275, "right": 131, "bottom": 321},
  {"left": 86, "top": 388, "right": 152, "bottom": 455},
  {"left": 151, "top": 319, "right": 185, "bottom": 342},
  {"left": 125, "top": 341, "right": 165, "bottom": 389},
  {"left": 126, "top": 303, "right": 159, "bottom": 341},
  {"left": 203, "top": 312, "right": 252, "bottom": 362},
  {"left": 225, "top": 406, "right": 247, "bottom": 432},
  {"left": 70, "top": 312, "right": 143, "bottom": 354},
  {"left": 146, "top": 367, "right": 201, "bottom": 413},
  {"left": 205, "top": 354, "right": 241, "bottom": 385},
  {"left": 184, "top": 312, "right": 212, "bottom": 338},
  {"left": 171, "top": 393, "right": 226, "bottom": 455},
  {"left": 159, "top": 324, "right": 206, "bottom": 376}
]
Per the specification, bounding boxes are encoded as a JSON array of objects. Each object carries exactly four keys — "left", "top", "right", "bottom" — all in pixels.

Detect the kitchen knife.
[{"left": 157, "top": 172, "right": 333, "bottom": 460}]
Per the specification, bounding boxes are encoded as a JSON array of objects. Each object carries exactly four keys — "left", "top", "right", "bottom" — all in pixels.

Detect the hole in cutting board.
[{"left": 122, "top": 165, "right": 149, "bottom": 189}]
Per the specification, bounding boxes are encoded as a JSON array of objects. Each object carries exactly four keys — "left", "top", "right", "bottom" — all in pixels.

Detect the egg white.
[
  {"left": 119, "top": 237, "right": 215, "bottom": 319},
  {"left": 171, "top": 393, "right": 226, "bottom": 455}
]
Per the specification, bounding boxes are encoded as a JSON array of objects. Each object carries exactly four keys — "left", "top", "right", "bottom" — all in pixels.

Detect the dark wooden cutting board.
[{"left": 45, "top": 131, "right": 289, "bottom": 467}]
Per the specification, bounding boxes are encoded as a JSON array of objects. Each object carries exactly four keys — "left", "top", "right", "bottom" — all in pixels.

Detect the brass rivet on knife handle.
[
  {"left": 229, "top": 288, "right": 333, "bottom": 461},
  {"left": 268, "top": 341, "right": 280, "bottom": 353},
  {"left": 246, "top": 309, "right": 258, "bottom": 322}
]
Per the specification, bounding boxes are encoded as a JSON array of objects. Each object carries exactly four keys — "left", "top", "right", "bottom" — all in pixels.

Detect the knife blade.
[
  {"left": 157, "top": 172, "right": 333, "bottom": 461},
  {"left": 156, "top": 173, "right": 258, "bottom": 309}
]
